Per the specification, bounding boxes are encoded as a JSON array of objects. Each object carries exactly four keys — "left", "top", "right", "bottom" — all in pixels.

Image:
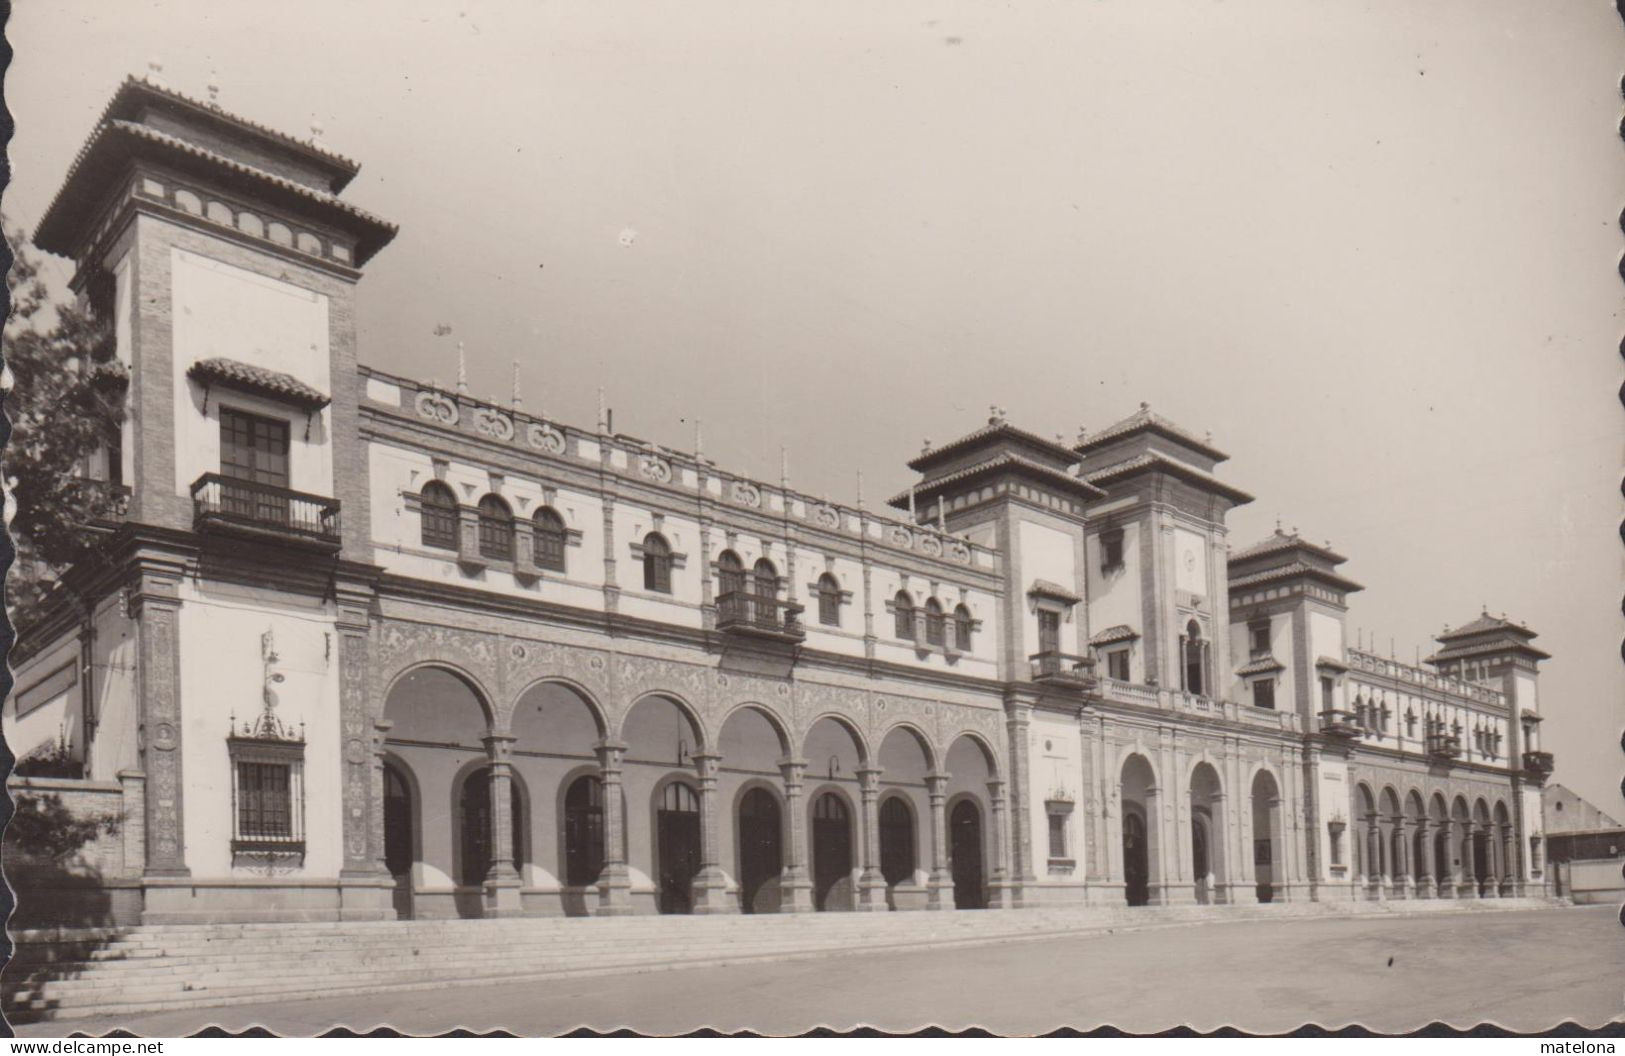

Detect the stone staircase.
[{"left": 2, "top": 896, "right": 1563, "bottom": 1024}]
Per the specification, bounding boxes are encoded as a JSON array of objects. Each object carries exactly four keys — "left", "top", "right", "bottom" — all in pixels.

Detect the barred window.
[
  {"left": 533, "top": 507, "right": 567, "bottom": 571},
  {"left": 420, "top": 482, "right": 459, "bottom": 550},
  {"left": 237, "top": 760, "right": 293, "bottom": 839},
  {"left": 477, "top": 495, "right": 514, "bottom": 561}
]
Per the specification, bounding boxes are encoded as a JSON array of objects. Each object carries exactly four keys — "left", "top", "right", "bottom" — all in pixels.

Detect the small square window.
[
  {"left": 1319, "top": 676, "right": 1334, "bottom": 711},
  {"left": 1249, "top": 622, "right": 1270, "bottom": 658},
  {"left": 1105, "top": 648, "right": 1130, "bottom": 682},
  {"left": 1251, "top": 678, "right": 1275, "bottom": 710},
  {"left": 1099, "top": 529, "right": 1124, "bottom": 572}
]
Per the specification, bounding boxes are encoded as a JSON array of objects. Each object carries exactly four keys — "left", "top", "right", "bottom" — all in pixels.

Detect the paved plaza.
[{"left": 20, "top": 905, "right": 1620, "bottom": 1037}]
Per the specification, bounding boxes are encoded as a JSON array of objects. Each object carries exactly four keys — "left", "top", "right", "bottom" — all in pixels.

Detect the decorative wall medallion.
[
  {"left": 717, "top": 674, "right": 731, "bottom": 688},
  {"left": 730, "top": 481, "right": 762, "bottom": 508},
  {"left": 344, "top": 737, "right": 367, "bottom": 765},
  {"left": 918, "top": 535, "right": 942, "bottom": 557},
  {"left": 152, "top": 722, "right": 178, "bottom": 751},
  {"left": 474, "top": 407, "right": 515, "bottom": 441},
  {"left": 527, "top": 422, "right": 567, "bottom": 454},
  {"left": 510, "top": 643, "right": 528, "bottom": 661},
  {"left": 776, "top": 683, "right": 791, "bottom": 698},
  {"left": 887, "top": 526, "right": 913, "bottom": 549},
  {"left": 415, "top": 390, "right": 459, "bottom": 425},
  {"left": 814, "top": 504, "right": 840, "bottom": 529},
  {"left": 877, "top": 698, "right": 888, "bottom": 712},
  {"left": 588, "top": 654, "right": 606, "bottom": 671},
  {"left": 947, "top": 541, "right": 971, "bottom": 563},
  {"left": 638, "top": 454, "right": 673, "bottom": 484}
]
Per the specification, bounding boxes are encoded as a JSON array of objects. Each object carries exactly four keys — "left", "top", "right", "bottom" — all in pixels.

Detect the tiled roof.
[
  {"left": 37, "top": 118, "right": 397, "bottom": 265},
  {"left": 1314, "top": 655, "right": 1349, "bottom": 671},
  {"left": 1084, "top": 452, "right": 1254, "bottom": 506},
  {"left": 1074, "top": 402, "right": 1229, "bottom": 463},
  {"left": 908, "top": 417, "right": 1081, "bottom": 473},
  {"left": 1027, "top": 579, "right": 1082, "bottom": 604},
  {"left": 1088, "top": 624, "right": 1140, "bottom": 646},
  {"left": 888, "top": 452, "right": 1106, "bottom": 509},
  {"left": 1437, "top": 612, "right": 1538, "bottom": 642},
  {"left": 1236, "top": 655, "right": 1286, "bottom": 676},
  {"left": 187, "top": 357, "right": 331, "bottom": 411},
  {"left": 1227, "top": 560, "right": 1363, "bottom": 593},
  {"left": 1427, "top": 638, "right": 1550, "bottom": 663},
  {"left": 106, "top": 75, "right": 360, "bottom": 182},
  {"left": 1230, "top": 528, "right": 1347, "bottom": 566}
]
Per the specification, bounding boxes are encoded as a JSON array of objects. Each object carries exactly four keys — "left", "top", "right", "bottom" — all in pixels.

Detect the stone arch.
[
  {"left": 802, "top": 712, "right": 871, "bottom": 770},
  {"left": 1120, "top": 751, "right": 1160, "bottom": 906},
  {"left": 620, "top": 691, "right": 709, "bottom": 755},
  {"left": 942, "top": 728, "right": 1000, "bottom": 779},
  {"left": 1189, "top": 759, "right": 1225, "bottom": 904},
  {"left": 718, "top": 702, "right": 792, "bottom": 758},
  {"left": 876, "top": 721, "right": 938, "bottom": 773},
  {"left": 1250, "top": 768, "right": 1284, "bottom": 902},
  {"left": 382, "top": 662, "right": 498, "bottom": 733},
  {"left": 507, "top": 676, "right": 608, "bottom": 738}
]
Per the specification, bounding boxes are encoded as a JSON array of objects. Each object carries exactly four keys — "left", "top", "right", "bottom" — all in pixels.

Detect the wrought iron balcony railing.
[
  {"left": 1029, "top": 651, "right": 1096, "bottom": 688},
  {"left": 191, "top": 473, "right": 342, "bottom": 551},
  {"left": 1317, "top": 709, "right": 1363, "bottom": 739},
  {"left": 715, "top": 591, "right": 805, "bottom": 642},
  {"left": 1521, "top": 750, "right": 1554, "bottom": 776}
]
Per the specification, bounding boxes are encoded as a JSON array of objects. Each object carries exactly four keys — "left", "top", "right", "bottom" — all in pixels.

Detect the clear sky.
[{"left": 8, "top": 1, "right": 1621, "bottom": 814}]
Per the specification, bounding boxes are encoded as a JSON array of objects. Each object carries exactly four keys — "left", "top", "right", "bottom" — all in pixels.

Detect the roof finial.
[
  {"left": 510, "top": 360, "right": 523, "bottom": 413},
  {"left": 1275, "top": 515, "right": 1283, "bottom": 534},
  {"left": 206, "top": 70, "right": 221, "bottom": 107},
  {"left": 856, "top": 469, "right": 866, "bottom": 510},
  {"left": 988, "top": 404, "right": 1007, "bottom": 424},
  {"left": 455, "top": 342, "right": 468, "bottom": 397},
  {"left": 694, "top": 419, "right": 704, "bottom": 462},
  {"left": 908, "top": 484, "right": 917, "bottom": 521},
  {"left": 596, "top": 387, "right": 608, "bottom": 434},
  {"left": 310, "top": 115, "right": 326, "bottom": 146},
  {"left": 921, "top": 437, "right": 932, "bottom": 456},
  {"left": 937, "top": 500, "right": 947, "bottom": 533},
  {"left": 1076, "top": 424, "right": 1088, "bottom": 444},
  {"left": 1139, "top": 400, "right": 1150, "bottom": 412},
  {"left": 145, "top": 57, "right": 165, "bottom": 88},
  {"left": 780, "top": 447, "right": 789, "bottom": 490}
]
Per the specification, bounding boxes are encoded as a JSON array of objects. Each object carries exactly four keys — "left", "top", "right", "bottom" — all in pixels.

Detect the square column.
[
  {"left": 777, "top": 758, "right": 815, "bottom": 913},
  {"left": 129, "top": 565, "right": 189, "bottom": 882},
  {"left": 594, "top": 740, "right": 634, "bottom": 915},
  {"left": 856, "top": 767, "right": 889, "bottom": 911},
  {"left": 925, "top": 772, "right": 953, "bottom": 910},
  {"left": 690, "top": 753, "right": 735, "bottom": 914},
  {"left": 482, "top": 734, "right": 524, "bottom": 918}
]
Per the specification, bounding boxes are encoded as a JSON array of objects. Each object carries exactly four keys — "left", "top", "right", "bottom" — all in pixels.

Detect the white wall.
[
  {"left": 176, "top": 582, "right": 341, "bottom": 878},
  {"left": 6, "top": 637, "right": 81, "bottom": 764},
  {"left": 170, "top": 248, "right": 332, "bottom": 497},
  {"left": 1087, "top": 526, "right": 1144, "bottom": 681},
  {"left": 1018, "top": 518, "right": 1080, "bottom": 658}
]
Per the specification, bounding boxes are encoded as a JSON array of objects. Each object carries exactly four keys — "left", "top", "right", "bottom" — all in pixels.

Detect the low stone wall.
[
  {"left": 1555, "top": 857, "right": 1624, "bottom": 905},
  {"left": 5, "top": 773, "right": 145, "bottom": 929}
]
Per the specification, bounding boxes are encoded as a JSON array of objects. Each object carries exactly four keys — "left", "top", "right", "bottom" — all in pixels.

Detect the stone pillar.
[
  {"left": 594, "top": 740, "right": 634, "bottom": 916},
  {"left": 129, "top": 568, "right": 189, "bottom": 880},
  {"left": 1458, "top": 826, "right": 1477, "bottom": 899},
  {"left": 986, "top": 778, "right": 1015, "bottom": 909},
  {"left": 1394, "top": 818, "right": 1413, "bottom": 899},
  {"left": 1415, "top": 819, "right": 1432, "bottom": 899},
  {"left": 925, "top": 772, "right": 953, "bottom": 910},
  {"left": 336, "top": 590, "right": 377, "bottom": 881},
  {"left": 778, "top": 758, "right": 814, "bottom": 913},
  {"left": 1365, "top": 821, "right": 1382, "bottom": 901},
  {"left": 370, "top": 719, "right": 395, "bottom": 877},
  {"left": 1004, "top": 700, "right": 1035, "bottom": 897},
  {"left": 1481, "top": 828, "right": 1499, "bottom": 899},
  {"left": 1436, "top": 820, "right": 1454, "bottom": 899},
  {"left": 856, "top": 767, "right": 888, "bottom": 911},
  {"left": 482, "top": 734, "right": 524, "bottom": 917},
  {"left": 690, "top": 753, "right": 734, "bottom": 914},
  {"left": 1501, "top": 827, "right": 1517, "bottom": 897}
]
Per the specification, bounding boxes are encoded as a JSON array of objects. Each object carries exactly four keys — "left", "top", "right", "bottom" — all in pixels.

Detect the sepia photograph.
[{"left": 1, "top": 0, "right": 1621, "bottom": 1040}]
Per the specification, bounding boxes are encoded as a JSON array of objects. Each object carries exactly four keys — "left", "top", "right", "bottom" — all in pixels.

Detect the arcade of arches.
[{"left": 377, "top": 665, "right": 1007, "bottom": 918}]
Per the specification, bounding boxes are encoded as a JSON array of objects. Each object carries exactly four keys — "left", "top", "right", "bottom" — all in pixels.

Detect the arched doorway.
[
  {"left": 1251, "top": 770, "right": 1281, "bottom": 903},
  {"left": 563, "top": 774, "right": 606, "bottom": 889},
  {"left": 1191, "top": 817, "right": 1211, "bottom": 905},
  {"left": 879, "top": 796, "right": 916, "bottom": 889},
  {"left": 738, "top": 787, "right": 783, "bottom": 914},
  {"left": 1121, "top": 753, "right": 1158, "bottom": 906},
  {"left": 383, "top": 761, "right": 415, "bottom": 920},
  {"left": 950, "top": 799, "right": 986, "bottom": 909},
  {"left": 812, "top": 792, "right": 853, "bottom": 911},
  {"left": 1189, "top": 761, "right": 1224, "bottom": 905},
  {"left": 656, "top": 781, "right": 702, "bottom": 914},
  {"left": 1123, "top": 809, "right": 1149, "bottom": 906}
]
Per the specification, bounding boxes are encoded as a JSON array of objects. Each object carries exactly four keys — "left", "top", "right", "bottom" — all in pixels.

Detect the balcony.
[
  {"left": 191, "top": 473, "right": 342, "bottom": 552},
  {"left": 1425, "top": 733, "right": 1462, "bottom": 761},
  {"left": 1521, "top": 750, "right": 1554, "bottom": 777},
  {"left": 1029, "top": 651, "right": 1096, "bottom": 689},
  {"left": 1317, "top": 709, "right": 1363, "bottom": 739},
  {"left": 715, "top": 591, "right": 805, "bottom": 643}
]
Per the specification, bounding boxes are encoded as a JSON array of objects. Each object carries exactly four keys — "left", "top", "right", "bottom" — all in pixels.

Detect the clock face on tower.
[{"left": 1174, "top": 529, "right": 1207, "bottom": 593}]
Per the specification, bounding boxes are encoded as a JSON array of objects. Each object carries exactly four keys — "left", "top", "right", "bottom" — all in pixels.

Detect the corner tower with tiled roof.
[
  {"left": 1073, "top": 402, "right": 1253, "bottom": 697},
  {"left": 36, "top": 69, "right": 397, "bottom": 547},
  {"left": 1225, "top": 527, "right": 1363, "bottom": 722}
]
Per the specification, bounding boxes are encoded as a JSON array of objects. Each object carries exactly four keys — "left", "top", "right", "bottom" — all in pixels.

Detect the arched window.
[
  {"left": 477, "top": 495, "right": 514, "bottom": 561},
  {"left": 643, "top": 533, "right": 673, "bottom": 593},
  {"left": 879, "top": 796, "right": 916, "bottom": 885},
  {"left": 816, "top": 574, "right": 842, "bottom": 628},
  {"left": 924, "top": 599, "right": 946, "bottom": 647},
  {"left": 563, "top": 774, "right": 605, "bottom": 887},
  {"left": 420, "top": 481, "right": 459, "bottom": 550},
  {"left": 661, "top": 781, "right": 700, "bottom": 814},
  {"left": 532, "top": 507, "right": 567, "bottom": 572},
  {"left": 1182, "top": 619, "right": 1206, "bottom": 696},
  {"left": 717, "top": 550, "right": 745, "bottom": 598},
  {"left": 953, "top": 605, "right": 974, "bottom": 651},
  {"left": 894, "top": 591, "right": 915, "bottom": 640}
]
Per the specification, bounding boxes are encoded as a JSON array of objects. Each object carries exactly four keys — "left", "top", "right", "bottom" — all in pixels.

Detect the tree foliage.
[
  {"left": 3, "top": 221, "right": 128, "bottom": 631},
  {"left": 7, "top": 791, "right": 120, "bottom": 862}
]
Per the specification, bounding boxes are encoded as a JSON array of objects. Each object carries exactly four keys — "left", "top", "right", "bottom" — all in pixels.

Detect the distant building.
[
  {"left": 3, "top": 71, "right": 1556, "bottom": 926},
  {"left": 1543, "top": 784, "right": 1623, "bottom": 863}
]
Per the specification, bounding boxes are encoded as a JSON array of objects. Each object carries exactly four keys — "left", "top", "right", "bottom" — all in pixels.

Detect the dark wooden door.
[
  {"left": 219, "top": 408, "right": 291, "bottom": 523},
  {"left": 657, "top": 783, "right": 701, "bottom": 914},
  {"left": 1123, "top": 810, "right": 1149, "bottom": 906},
  {"left": 950, "top": 799, "right": 985, "bottom": 909},
  {"left": 383, "top": 763, "right": 414, "bottom": 920},
  {"left": 811, "top": 793, "right": 851, "bottom": 911},
  {"left": 738, "top": 788, "right": 782, "bottom": 914}
]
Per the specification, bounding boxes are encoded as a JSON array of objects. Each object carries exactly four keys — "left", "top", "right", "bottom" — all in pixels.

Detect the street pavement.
[{"left": 17, "top": 905, "right": 1622, "bottom": 1036}]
